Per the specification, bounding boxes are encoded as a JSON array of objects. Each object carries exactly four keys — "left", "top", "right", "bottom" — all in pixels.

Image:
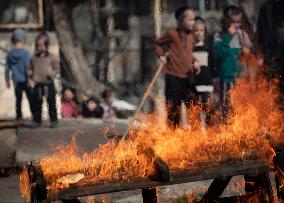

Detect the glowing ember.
[{"left": 21, "top": 53, "right": 284, "bottom": 193}]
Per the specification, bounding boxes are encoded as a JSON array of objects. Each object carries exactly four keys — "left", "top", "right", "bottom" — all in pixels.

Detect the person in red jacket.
[
  {"left": 154, "top": 6, "right": 200, "bottom": 128},
  {"left": 61, "top": 88, "right": 80, "bottom": 118}
]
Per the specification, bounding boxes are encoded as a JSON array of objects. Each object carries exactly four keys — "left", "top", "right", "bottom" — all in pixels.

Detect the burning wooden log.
[
  {"left": 38, "top": 145, "right": 169, "bottom": 188},
  {"left": 26, "top": 162, "right": 47, "bottom": 202},
  {"left": 273, "top": 146, "right": 284, "bottom": 199},
  {"left": 137, "top": 146, "right": 170, "bottom": 182},
  {"left": 25, "top": 160, "right": 274, "bottom": 202},
  {"left": 26, "top": 146, "right": 169, "bottom": 202}
]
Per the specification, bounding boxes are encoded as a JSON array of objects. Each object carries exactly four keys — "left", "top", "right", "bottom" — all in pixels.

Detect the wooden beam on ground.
[
  {"left": 0, "top": 120, "right": 19, "bottom": 129},
  {"left": 45, "top": 160, "right": 272, "bottom": 201}
]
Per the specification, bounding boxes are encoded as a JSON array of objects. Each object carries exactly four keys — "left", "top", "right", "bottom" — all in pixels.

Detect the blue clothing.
[{"left": 5, "top": 48, "right": 31, "bottom": 83}]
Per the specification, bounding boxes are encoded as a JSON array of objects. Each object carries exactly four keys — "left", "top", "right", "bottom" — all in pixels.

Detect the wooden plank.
[
  {"left": 0, "top": 121, "right": 18, "bottom": 129},
  {"left": 61, "top": 200, "right": 82, "bottom": 203},
  {"left": 200, "top": 176, "right": 232, "bottom": 201},
  {"left": 142, "top": 188, "right": 157, "bottom": 203},
  {"left": 46, "top": 160, "right": 272, "bottom": 201},
  {"left": 262, "top": 172, "right": 275, "bottom": 203}
]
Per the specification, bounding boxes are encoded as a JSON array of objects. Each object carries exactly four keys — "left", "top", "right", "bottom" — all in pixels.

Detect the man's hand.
[
  {"left": 242, "top": 46, "right": 250, "bottom": 54},
  {"left": 27, "top": 79, "right": 35, "bottom": 88},
  {"left": 193, "top": 61, "right": 201, "bottom": 75},
  {"left": 228, "top": 24, "right": 237, "bottom": 36},
  {"left": 257, "top": 56, "right": 264, "bottom": 66},
  {"left": 6, "top": 81, "right": 10, "bottom": 89},
  {"left": 159, "top": 56, "right": 167, "bottom": 65}
]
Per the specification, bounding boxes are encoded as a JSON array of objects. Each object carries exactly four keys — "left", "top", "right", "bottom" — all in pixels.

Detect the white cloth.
[
  {"left": 112, "top": 99, "right": 136, "bottom": 111},
  {"left": 195, "top": 85, "right": 214, "bottom": 93}
]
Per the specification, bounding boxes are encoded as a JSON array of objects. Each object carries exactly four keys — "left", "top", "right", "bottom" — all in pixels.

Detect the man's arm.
[
  {"left": 27, "top": 58, "right": 33, "bottom": 79},
  {"left": 154, "top": 31, "right": 172, "bottom": 57},
  {"left": 27, "top": 58, "right": 35, "bottom": 87}
]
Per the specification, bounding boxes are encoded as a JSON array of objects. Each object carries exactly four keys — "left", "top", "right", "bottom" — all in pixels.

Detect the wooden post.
[
  {"left": 153, "top": 0, "right": 167, "bottom": 126},
  {"left": 154, "top": 0, "right": 162, "bottom": 39},
  {"left": 199, "top": 0, "right": 206, "bottom": 18},
  {"left": 262, "top": 172, "right": 275, "bottom": 203},
  {"left": 200, "top": 176, "right": 233, "bottom": 202},
  {"left": 142, "top": 188, "right": 157, "bottom": 203}
]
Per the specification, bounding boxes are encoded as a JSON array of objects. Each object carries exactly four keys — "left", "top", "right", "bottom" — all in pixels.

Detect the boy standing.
[
  {"left": 27, "top": 32, "right": 59, "bottom": 128},
  {"left": 214, "top": 5, "right": 251, "bottom": 119},
  {"left": 154, "top": 6, "right": 200, "bottom": 128},
  {"left": 5, "top": 29, "right": 34, "bottom": 120}
]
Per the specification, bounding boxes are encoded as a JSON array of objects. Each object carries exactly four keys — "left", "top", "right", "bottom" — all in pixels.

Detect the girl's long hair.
[{"left": 35, "top": 31, "right": 50, "bottom": 55}]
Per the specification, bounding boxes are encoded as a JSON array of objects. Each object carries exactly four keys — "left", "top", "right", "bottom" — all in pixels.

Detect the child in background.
[
  {"left": 154, "top": 6, "right": 200, "bottom": 128},
  {"left": 101, "top": 88, "right": 116, "bottom": 119},
  {"left": 27, "top": 32, "right": 59, "bottom": 128},
  {"left": 61, "top": 88, "right": 80, "bottom": 118},
  {"left": 214, "top": 6, "right": 251, "bottom": 120},
  {"left": 82, "top": 97, "right": 104, "bottom": 118},
  {"left": 193, "top": 17, "right": 214, "bottom": 128},
  {"left": 5, "top": 29, "right": 34, "bottom": 121}
]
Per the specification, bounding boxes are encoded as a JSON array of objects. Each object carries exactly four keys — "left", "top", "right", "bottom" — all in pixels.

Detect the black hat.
[
  {"left": 175, "top": 6, "right": 193, "bottom": 20},
  {"left": 223, "top": 5, "right": 241, "bottom": 17}
]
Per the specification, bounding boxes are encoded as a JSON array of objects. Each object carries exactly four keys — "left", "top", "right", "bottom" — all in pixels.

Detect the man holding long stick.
[{"left": 154, "top": 6, "right": 200, "bottom": 128}]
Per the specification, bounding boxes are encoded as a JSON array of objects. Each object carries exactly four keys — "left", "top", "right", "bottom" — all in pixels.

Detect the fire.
[
  {"left": 19, "top": 170, "right": 31, "bottom": 199},
  {"left": 20, "top": 52, "right": 284, "bottom": 195}
]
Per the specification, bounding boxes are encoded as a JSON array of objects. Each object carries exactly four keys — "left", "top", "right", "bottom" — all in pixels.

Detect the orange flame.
[
  {"left": 21, "top": 53, "right": 284, "bottom": 195},
  {"left": 19, "top": 171, "right": 31, "bottom": 199}
]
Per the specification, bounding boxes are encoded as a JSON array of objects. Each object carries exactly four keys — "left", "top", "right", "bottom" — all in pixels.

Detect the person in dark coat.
[
  {"left": 257, "top": 0, "right": 284, "bottom": 93},
  {"left": 154, "top": 6, "right": 201, "bottom": 128}
]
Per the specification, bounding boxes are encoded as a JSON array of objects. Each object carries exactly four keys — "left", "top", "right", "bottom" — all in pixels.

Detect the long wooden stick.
[
  {"left": 121, "top": 57, "right": 167, "bottom": 141},
  {"left": 121, "top": 0, "right": 164, "bottom": 141}
]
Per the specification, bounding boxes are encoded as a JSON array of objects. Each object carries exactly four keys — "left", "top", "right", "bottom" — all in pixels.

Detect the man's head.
[
  {"left": 175, "top": 6, "right": 196, "bottom": 32},
  {"left": 223, "top": 5, "right": 242, "bottom": 30},
  {"left": 11, "top": 29, "right": 27, "bottom": 45},
  {"left": 194, "top": 16, "right": 206, "bottom": 42}
]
